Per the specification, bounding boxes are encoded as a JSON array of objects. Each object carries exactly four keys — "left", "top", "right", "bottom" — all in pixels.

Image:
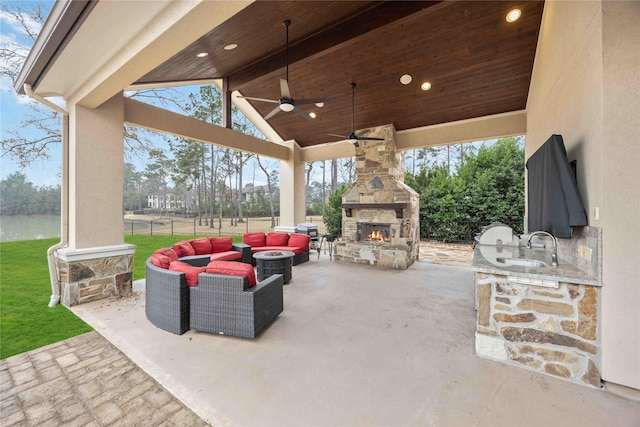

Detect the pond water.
[{"left": 0, "top": 215, "right": 61, "bottom": 242}]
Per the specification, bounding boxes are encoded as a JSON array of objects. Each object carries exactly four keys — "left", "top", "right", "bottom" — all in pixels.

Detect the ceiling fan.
[
  {"left": 329, "top": 82, "right": 385, "bottom": 147},
  {"left": 237, "top": 19, "right": 331, "bottom": 121}
]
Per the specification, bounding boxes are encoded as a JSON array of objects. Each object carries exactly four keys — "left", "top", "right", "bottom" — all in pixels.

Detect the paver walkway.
[{"left": 1, "top": 331, "right": 208, "bottom": 426}]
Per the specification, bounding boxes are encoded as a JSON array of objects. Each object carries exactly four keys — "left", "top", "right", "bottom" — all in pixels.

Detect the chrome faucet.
[{"left": 527, "top": 231, "right": 558, "bottom": 267}]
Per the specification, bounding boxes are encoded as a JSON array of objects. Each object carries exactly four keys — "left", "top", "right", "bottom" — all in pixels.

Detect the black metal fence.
[
  {"left": 125, "top": 214, "right": 503, "bottom": 244},
  {"left": 124, "top": 216, "right": 326, "bottom": 236}
]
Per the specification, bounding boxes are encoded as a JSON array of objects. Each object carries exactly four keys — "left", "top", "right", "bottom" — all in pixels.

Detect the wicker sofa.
[
  {"left": 145, "top": 236, "right": 283, "bottom": 337},
  {"left": 242, "top": 232, "right": 311, "bottom": 265}
]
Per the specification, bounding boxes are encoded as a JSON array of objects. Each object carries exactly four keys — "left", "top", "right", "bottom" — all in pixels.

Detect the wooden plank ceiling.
[{"left": 137, "top": 1, "right": 544, "bottom": 147}]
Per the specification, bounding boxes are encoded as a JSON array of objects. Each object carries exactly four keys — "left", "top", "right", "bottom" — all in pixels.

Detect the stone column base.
[{"left": 56, "top": 244, "right": 136, "bottom": 307}]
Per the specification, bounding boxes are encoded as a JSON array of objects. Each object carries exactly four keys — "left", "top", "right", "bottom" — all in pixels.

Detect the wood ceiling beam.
[{"left": 227, "top": 1, "right": 442, "bottom": 92}]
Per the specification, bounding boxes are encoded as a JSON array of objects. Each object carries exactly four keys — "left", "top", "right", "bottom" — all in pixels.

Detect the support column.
[
  {"left": 279, "top": 140, "right": 306, "bottom": 229},
  {"left": 58, "top": 93, "right": 135, "bottom": 306}
]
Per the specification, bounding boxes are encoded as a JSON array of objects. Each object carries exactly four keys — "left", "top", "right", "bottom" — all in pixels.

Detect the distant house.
[
  {"left": 147, "top": 194, "right": 184, "bottom": 210},
  {"left": 241, "top": 184, "right": 278, "bottom": 203}
]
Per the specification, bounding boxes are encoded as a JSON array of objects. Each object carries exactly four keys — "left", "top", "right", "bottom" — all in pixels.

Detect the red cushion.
[
  {"left": 243, "top": 232, "right": 266, "bottom": 247},
  {"left": 173, "top": 241, "right": 195, "bottom": 257},
  {"left": 154, "top": 248, "right": 178, "bottom": 262},
  {"left": 210, "top": 251, "right": 243, "bottom": 262},
  {"left": 168, "top": 261, "right": 205, "bottom": 287},
  {"left": 206, "top": 261, "right": 257, "bottom": 287},
  {"left": 210, "top": 237, "right": 233, "bottom": 253},
  {"left": 288, "top": 233, "right": 310, "bottom": 250},
  {"left": 150, "top": 254, "right": 171, "bottom": 269},
  {"left": 189, "top": 238, "right": 212, "bottom": 255},
  {"left": 266, "top": 232, "right": 289, "bottom": 246}
]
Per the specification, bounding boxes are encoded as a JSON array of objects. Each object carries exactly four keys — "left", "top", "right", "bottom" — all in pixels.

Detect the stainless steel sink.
[{"left": 495, "top": 257, "right": 547, "bottom": 268}]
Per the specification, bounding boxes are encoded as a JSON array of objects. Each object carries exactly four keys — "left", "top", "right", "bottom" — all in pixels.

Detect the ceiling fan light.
[{"left": 280, "top": 103, "right": 295, "bottom": 112}]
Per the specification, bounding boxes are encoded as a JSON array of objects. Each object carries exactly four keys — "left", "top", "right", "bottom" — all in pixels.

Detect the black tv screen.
[{"left": 526, "top": 134, "right": 587, "bottom": 238}]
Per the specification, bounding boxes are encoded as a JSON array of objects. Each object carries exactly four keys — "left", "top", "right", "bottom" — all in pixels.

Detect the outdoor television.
[{"left": 526, "top": 134, "right": 587, "bottom": 238}]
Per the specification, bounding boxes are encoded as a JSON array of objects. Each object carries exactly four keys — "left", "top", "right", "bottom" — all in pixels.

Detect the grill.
[{"left": 296, "top": 223, "right": 319, "bottom": 250}]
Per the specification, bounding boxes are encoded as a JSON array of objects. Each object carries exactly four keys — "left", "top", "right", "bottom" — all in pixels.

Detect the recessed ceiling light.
[
  {"left": 421, "top": 82, "right": 432, "bottom": 91},
  {"left": 196, "top": 52, "right": 208, "bottom": 58},
  {"left": 309, "top": 112, "right": 317, "bottom": 119},
  {"left": 400, "top": 74, "right": 413, "bottom": 85},
  {"left": 223, "top": 43, "right": 238, "bottom": 50},
  {"left": 315, "top": 102, "right": 324, "bottom": 108},
  {"left": 506, "top": 8, "right": 521, "bottom": 23}
]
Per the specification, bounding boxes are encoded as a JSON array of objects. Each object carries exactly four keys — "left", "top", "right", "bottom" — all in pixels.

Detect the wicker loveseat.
[{"left": 242, "top": 232, "right": 311, "bottom": 265}]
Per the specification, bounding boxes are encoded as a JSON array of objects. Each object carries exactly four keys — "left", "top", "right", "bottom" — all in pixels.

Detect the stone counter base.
[{"left": 475, "top": 272, "right": 601, "bottom": 388}]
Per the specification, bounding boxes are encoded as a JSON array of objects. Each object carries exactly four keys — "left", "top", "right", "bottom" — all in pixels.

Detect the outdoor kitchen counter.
[
  {"left": 472, "top": 237, "right": 603, "bottom": 388},
  {"left": 471, "top": 244, "right": 600, "bottom": 286}
]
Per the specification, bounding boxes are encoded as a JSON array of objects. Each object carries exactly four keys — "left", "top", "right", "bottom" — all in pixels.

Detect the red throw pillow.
[
  {"left": 287, "top": 233, "right": 310, "bottom": 250},
  {"left": 173, "top": 241, "right": 195, "bottom": 257},
  {"left": 154, "top": 248, "right": 178, "bottom": 262},
  {"left": 206, "top": 261, "right": 257, "bottom": 287},
  {"left": 266, "top": 232, "right": 289, "bottom": 246},
  {"left": 189, "top": 238, "right": 212, "bottom": 255},
  {"left": 150, "top": 254, "right": 171, "bottom": 269},
  {"left": 210, "top": 237, "right": 233, "bottom": 253},
  {"left": 243, "top": 232, "right": 266, "bottom": 247},
  {"left": 168, "top": 261, "right": 205, "bottom": 287}
]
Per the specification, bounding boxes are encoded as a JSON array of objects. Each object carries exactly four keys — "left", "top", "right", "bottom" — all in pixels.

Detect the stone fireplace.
[{"left": 334, "top": 124, "right": 419, "bottom": 269}]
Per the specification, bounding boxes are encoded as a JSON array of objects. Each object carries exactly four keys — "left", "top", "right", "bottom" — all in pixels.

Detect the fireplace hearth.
[{"left": 334, "top": 124, "right": 420, "bottom": 269}]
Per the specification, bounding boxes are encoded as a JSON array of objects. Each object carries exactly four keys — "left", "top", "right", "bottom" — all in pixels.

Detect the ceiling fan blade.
[
  {"left": 292, "top": 106, "right": 312, "bottom": 121},
  {"left": 296, "top": 97, "right": 334, "bottom": 106},
  {"left": 328, "top": 133, "right": 348, "bottom": 139},
  {"left": 263, "top": 106, "right": 282, "bottom": 120},
  {"left": 356, "top": 130, "right": 385, "bottom": 140},
  {"left": 236, "top": 95, "right": 279, "bottom": 104},
  {"left": 357, "top": 136, "right": 386, "bottom": 141},
  {"left": 280, "top": 79, "right": 291, "bottom": 99}
]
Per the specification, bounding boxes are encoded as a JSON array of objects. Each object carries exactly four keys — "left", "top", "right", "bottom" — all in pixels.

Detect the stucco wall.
[
  {"left": 527, "top": 0, "right": 640, "bottom": 390},
  {"left": 69, "top": 94, "right": 125, "bottom": 248}
]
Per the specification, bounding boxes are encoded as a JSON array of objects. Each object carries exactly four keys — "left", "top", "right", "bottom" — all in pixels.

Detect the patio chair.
[
  {"left": 145, "top": 259, "right": 190, "bottom": 335},
  {"left": 189, "top": 272, "right": 284, "bottom": 339}
]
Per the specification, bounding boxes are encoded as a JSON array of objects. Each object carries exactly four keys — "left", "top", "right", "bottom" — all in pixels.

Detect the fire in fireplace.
[{"left": 358, "top": 223, "right": 391, "bottom": 242}]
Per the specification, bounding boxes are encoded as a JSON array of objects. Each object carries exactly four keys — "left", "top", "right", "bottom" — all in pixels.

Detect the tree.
[
  {"left": 0, "top": 171, "right": 60, "bottom": 215},
  {"left": 458, "top": 137, "right": 525, "bottom": 233},
  {"left": 0, "top": 2, "right": 189, "bottom": 168},
  {"left": 405, "top": 137, "right": 525, "bottom": 241},
  {"left": 323, "top": 183, "right": 349, "bottom": 236},
  {"left": 256, "top": 156, "right": 277, "bottom": 227}
]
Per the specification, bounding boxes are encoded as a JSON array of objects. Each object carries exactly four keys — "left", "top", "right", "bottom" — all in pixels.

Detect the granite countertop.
[{"left": 472, "top": 244, "right": 599, "bottom": 286}]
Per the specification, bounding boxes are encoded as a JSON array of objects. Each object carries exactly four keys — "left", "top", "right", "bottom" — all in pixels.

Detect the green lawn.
[{"left": 0, "top": 234, "right": 241, "bottom": 359}]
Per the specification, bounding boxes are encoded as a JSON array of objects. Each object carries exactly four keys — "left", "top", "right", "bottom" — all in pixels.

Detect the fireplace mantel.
[{"left": 342, "top": 202, "right": 407, "bottom": 218}]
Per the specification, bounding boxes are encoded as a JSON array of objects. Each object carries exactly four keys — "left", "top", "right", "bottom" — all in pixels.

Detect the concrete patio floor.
[{"left": 71, "top": 256, "right": 640, "bottom": 426}]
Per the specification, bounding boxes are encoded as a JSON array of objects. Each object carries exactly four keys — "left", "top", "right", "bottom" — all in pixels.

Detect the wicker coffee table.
[{"left": 253, "top": 251, "right": 295, "bottom": 284}]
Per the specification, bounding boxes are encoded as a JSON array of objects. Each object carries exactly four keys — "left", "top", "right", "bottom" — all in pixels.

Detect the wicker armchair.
[
  {"left": 190, "top": 272, "right": 284, "bottom": 339},
  {"left": 145, "top": 259, "right": 190, "bottom": 335}
]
